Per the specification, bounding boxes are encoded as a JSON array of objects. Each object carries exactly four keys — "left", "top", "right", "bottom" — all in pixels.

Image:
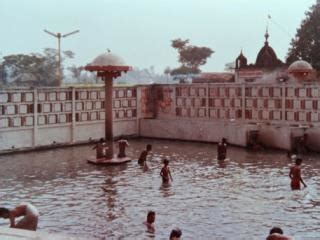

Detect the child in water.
[
  {"left": 160, "top": 159, "right": 173, "bottom": 184},
  {"left": 289, "top": 158, "right": 307, "bottom": 190},
  {"left": 0, "top": 203, "right": 39, "bottom": 231},
  {"left": 117, "top": 137, "right": 129, "bottom": 158},
  {"left": 217, "top": 138, "right": 227, "bottom": 160},
  {"left": 143, "top": 211, "right": 156, "bottom": 233},
  {"left": 266, "top": 227, "right": 293, "bottom": 240},
  {"left": 170, "top": 228, "right": 182, "bottom": 240},
  {"left": 92, "top": 138, "right": 106, "bottom": 159},
  {"left": 138, "top": 144, "right": 152, "bottom": 168}
]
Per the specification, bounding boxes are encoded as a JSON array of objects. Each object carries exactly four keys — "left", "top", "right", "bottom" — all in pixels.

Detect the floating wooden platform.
[{"left": 87, "top": 156, "right": 131, "bottom": 165}]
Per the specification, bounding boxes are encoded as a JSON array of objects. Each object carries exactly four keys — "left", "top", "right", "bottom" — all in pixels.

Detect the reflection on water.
[
  {"left": 159, "top": 183, "right": 174, "bottom": 198},
  {"left": 0, "top": 139, "right": 320, "bottom": 239}
]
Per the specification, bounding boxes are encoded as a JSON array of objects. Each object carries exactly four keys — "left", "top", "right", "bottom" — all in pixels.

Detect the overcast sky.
[{"left": 0, "top": 0, "right": 316, "bottom": 73}]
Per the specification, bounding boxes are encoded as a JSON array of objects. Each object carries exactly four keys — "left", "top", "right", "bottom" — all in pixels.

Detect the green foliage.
[
  {"left": 170, "top": 38, "right": 214, "bottom": 75},
  {"left": 67, "top": 65, "right": 84, "bottom": 80},
  {"left": 170, "top": 66, "right": 200, "bottom": 75},
  {"left": 287, "top": 4, "right": 320, "bottom": 71},
  {"left": 0, "top": 48, "right": 74, "bottom": 87},
  {"left": 0, "top": 61, "right": 7, "bottom": 85}
]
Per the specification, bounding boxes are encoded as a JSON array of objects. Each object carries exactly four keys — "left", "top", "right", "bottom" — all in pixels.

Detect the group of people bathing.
[
  {"left": 93, "top": 137, "right": 129, "bottom": 159},
  {"left": 94, "top": 139, "right": 173, "bottom": 184},
  {"left": 0, "top": 138, "right": 307, "bottom": 238},
  {"left": 219, "top": 138, "right": 307, "bottom": 191},
  {"left": 143, "top": 211, "right": 182, "bottom": 240},
  {"left": 0, "top": 204, "right": 294, "bottom": 239}
]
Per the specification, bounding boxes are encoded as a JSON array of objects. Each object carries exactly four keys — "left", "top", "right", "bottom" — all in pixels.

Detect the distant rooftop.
[{"left": 192, "top": 72, "right": 235, "bottom": 83}]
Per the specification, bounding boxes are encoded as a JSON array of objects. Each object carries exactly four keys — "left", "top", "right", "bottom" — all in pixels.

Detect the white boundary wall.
[{"left": 1, "top": 83, "right": 320, "bottom": 152}]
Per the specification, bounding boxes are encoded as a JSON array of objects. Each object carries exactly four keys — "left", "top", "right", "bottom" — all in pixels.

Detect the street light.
[{"left": 43, "top": 29, "right": 79, "bottom": 86}]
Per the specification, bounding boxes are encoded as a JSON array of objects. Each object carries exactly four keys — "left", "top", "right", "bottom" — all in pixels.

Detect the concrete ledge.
[
  {"left": 0, "top": 134, "right": 139, "bottom": 156},
  {"left": 0, "top": 227, "right": 80, "bottom": 240},
  {"left": 139, "top": 119, "right": 320, "bottom": 152}
]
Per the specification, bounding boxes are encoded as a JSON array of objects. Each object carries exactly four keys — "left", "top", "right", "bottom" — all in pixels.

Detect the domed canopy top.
[
  {"left": 288, "top": 60, "right": 313, "bottom": 73},
  {"left": 85, "top": 52, "right": 131, "bottom": 73},
  {"left": 88, "top": 52, "right": 126, "bottom": 67}
]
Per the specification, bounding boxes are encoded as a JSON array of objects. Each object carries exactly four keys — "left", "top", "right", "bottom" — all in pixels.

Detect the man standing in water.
[
  {"left": 138, "top": 144, "right": 152, "bottom": 168},
  {"left": 92, "top": 138, "right": 107, "bottom": 159},
  {"left": 289, "top": 158, "right": 307, "bottom": 190},
  {"left": 160, "top": 159, "right": 173, "bottom": 184},
  {"left": 0, "top": 203, "right": 39, "bottom": 231},
  {"left": 117, "top": 137, "right": 129, "bottom": 158},
  {"left": 217, "top": 138, "right": 227, "bottom": 160}
]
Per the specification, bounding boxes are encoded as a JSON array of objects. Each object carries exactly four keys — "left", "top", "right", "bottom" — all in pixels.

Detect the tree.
[
  {"left": 0, "top": 60, "right": 7, "bottom": 86},
  {"left": 163, "top": 67, "right": 171, "bottom": 75},
  {"left": 170, "top": 38, "right": 214, "bottom": 75},
  {"left": 0, "top": 48, "right": 74, "bottom": 86},
  {"left": 68, "top": 65, "right": 84, "bottom": 80},
  {"left": 1, "top": 54, "right": 46, "bottom": 86},
  {"left": 287, "top": 4, "right": 320, "bottom": 71},
  {"left": 224, "top": 61, "right": 235, "bottom": 72}
]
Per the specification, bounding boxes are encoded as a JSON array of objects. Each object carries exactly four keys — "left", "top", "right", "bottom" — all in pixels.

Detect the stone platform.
[
  {"left": 0, "top": 227, "right": 80, "bottom": 240},
  {"left": 87, "top": 155, "right": 131, "bottom": 165}
]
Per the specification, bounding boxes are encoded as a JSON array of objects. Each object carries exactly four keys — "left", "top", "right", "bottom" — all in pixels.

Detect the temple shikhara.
[{"left": 195, "top": 29, "right": 314, "bottom": 85}]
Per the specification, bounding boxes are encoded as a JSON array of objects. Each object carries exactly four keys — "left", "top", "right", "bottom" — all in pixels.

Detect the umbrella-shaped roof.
[{"left": 85, "top": 52, "right": 131, "bottom": 72}]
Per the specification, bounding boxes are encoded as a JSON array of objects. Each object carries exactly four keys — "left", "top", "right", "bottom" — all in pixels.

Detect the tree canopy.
[
  {"left": 170, "top": 38, "right": 214, "bottom": 76},
  {"left": 286, "top": 4, "right": 320, "bottom": 71},
  {"left": 0, "top": 48, "right": 74, "bottom": 87}
]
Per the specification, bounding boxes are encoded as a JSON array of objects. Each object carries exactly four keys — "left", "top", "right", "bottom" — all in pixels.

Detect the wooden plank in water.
[{"left": 87, "top": 156, "right": 131, "bottom": 165}]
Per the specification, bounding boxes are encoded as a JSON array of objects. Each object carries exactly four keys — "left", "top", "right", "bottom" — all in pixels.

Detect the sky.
[{"left": 0, "top": 0, "right": 316, "bottom": 74}]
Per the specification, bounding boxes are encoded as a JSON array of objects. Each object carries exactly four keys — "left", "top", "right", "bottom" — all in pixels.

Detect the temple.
[{"left": 195, "top": 29, "right": 290, "bottom": 84}]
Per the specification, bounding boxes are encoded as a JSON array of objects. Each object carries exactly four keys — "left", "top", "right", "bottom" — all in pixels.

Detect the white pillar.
[
  {"left": 33, "top": 88, "right": 38, "bottom": 146},
  {"left": 71, "top": 87, "right": 76, "bottom": 143},
  {"left": 282, "top": 84, "right": 286, "bottom": 122},
  {"left": 241, "top": 84, "right": 246, "bottom": 122}
]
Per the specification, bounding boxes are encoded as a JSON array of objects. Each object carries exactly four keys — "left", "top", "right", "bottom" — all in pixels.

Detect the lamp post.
[{"left": 43, "top": 29, "right": 79, "bottom": 86}]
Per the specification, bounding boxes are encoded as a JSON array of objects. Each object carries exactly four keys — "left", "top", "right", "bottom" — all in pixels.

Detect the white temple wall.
[
  {"left": 1, "top": 83, "right": 320, "bottom": 152},
  {"left": 139, "top": 119, "right": 257, "bottom": 147},
  {"left": 0, "top": 87, "right": 138, "bottom": 151},
  {"left": 305, "top": 128, "right": 320, "bottom": 151},
  {"left": 0, "top": 128, "right": 33, "bottom": 149},
  {"left": 38, "top": 126, "right": 71, "bottom": 146},
  {"left": 257, "top": 125, "right": 292, "bottom": 150}
]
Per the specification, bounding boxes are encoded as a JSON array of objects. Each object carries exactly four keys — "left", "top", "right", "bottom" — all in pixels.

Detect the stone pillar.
[
  {"left": 33, "top": 88, "right": 38, "bottom": 146},
  {"left": 136, "top": 86, "right": 141, "bottom": 136},
  {"left": 206, "top": 83, "right": 209, "bottom": 120},
  {"left": 241, "top": 84, "right": 246, "bottom": 121},
  {"left": 71, "top": 87, "right": 76, "bottom": 143},
  {"left": 104, "top": 75, "right": 114, "bottom": 159},
  {"left": 281, "top": 84, "right": 286, "bottom": 122}
]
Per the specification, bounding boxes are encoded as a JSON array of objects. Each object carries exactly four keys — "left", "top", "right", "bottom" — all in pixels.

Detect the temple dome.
[
  {"left": 255, "top": 30, "right": 283, "bottom": 68},
  {"left": 288, "top": 60, "right": 313, "bottom": 81},
  {"left": 235, "top": 51, "right": 247, "bottom": 69},
  {"left": 288, "top": 60, "right": 313, "bottom": 73},
  {"left": 88, "top": 52, "right": 126, "bottom": 66}
]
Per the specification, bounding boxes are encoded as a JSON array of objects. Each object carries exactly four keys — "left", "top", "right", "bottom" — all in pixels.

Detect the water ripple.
[{"left": 0, "top": 139, "right": 320, "bottom": 239}]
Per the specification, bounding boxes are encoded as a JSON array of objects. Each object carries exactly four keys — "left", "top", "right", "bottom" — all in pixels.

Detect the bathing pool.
[{"left": 0, "top": 139, "right": 319, "bottom": 239}]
